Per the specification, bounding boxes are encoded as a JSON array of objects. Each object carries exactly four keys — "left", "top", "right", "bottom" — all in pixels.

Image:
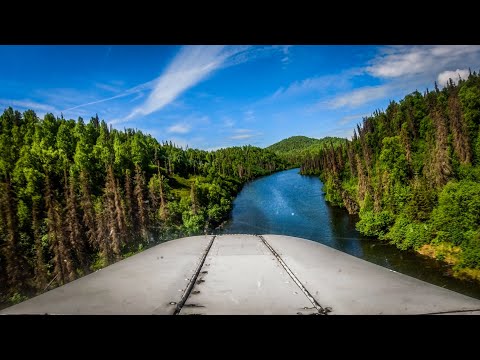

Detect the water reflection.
[{"left": 220, "top": 168, "right": 480, "bottom": 299}]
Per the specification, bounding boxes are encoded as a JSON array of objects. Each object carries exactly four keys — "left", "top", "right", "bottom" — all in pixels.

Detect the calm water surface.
[{"left": 219, "top": 168, "right": 480, "bottom": 299}]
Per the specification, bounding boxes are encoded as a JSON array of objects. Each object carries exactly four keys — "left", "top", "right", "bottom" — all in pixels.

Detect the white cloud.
[
  {"left": 61, "top": 45, "right": 236, "bottom": 116},
  {"left": 126, "top": 46, "right": 246, "bottom": 120},
  {"left": 167, "top": 123, "right": 191, "bottom": 134},
  {"left": 328, "top": 127, "right": 355, "bottom": 139},
  {"left": 62, "top": 79, "right": 157, "bottom": 113},
  {"left": 230, "top": 134, "right": 257, "bottom": 140},
  {"left": 337, "top": 113, "right": 369, "bottom": 125},
  {"left": 263, "top": 70, "right": 356, "bottom": 105},
  {"left": 280, "top": 45, "right": 292, "bottom": 65},
  {"left": 222, "top": 117, "right": 235, "bottom": 128},
  {"left": 366, "top": 45, "right": 480, "bottom": 79},
  {"left": 95, "top": 82, "right": 122, "bottom": 93},
  {"left": 205, "top": 146, "right": 225, "bottom": 152},
  {"left": 0, "top": 98, "right": 57, "bottom": 113},
  {"left": 229, "top": 128, "right": 261, "bottom": 140},
  {"left": 52, "top": 45, "right": 288, "bottom": 122},
  {"left": 244, "top": 110, "right": 255, "bottom": 122},
  {"left": 325, "top": 85, "right": 391, "bottom": 109},
  {"left": 129, "top": 92, "right": 145, "bottom": 103},
  {"left": 317, "top": 45, "right": 480, "bottom": 111},
  {"left": 437, "top": 69, "right": 470, "bottom": 86},
  {"left": 270, "top": 75, "right": 337, "bottom": 100}
]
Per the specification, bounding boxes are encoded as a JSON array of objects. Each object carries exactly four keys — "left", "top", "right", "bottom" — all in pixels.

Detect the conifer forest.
[{"left": 2, "top": 70, "right": 480, "bottom": 307}]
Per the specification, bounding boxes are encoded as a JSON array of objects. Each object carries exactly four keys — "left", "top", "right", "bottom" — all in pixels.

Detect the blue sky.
[{"left": 1, "top": 45, "right": 480, "bottom": 150}]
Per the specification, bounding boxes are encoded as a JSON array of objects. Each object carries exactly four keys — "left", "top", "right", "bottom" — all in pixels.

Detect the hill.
[
  {"left": 267, "top": 135, "right": 345, "bottom": 166},
  {"left": 267, "top": 136, "right": 322, "bottom": 153}
]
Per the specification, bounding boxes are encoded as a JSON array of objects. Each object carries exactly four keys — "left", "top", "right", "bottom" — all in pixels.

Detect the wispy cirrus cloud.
[
  {"left": 230, "top": 133, "right": 257, "bottom": 140},
  {"left": 324, "top": 84, "right": 392, "bottom": 109},
  {"left": 125, "top": 46, "right": 233, "bottom": 120},
  {"left": 63, "top": 46, "right": 251, "bottom": 123},
  {"left": 260, "top": 68, "right": 360, "bottom": 108},
  {"left": 268, "top": 74, "right": 349, "bottom": 101},
  {"left": 167, "top": 123, "right": 191, "bottom": 134},
  {"left": 222, "top": 117, "right": 235, "bottom": 128},
  {"left": 244, "top": 110, "right": 255, "bottom": 122},
  {"left": 95, "top": 82, "right": 123, "bottom": 93},
  {"left": 63, "top": 79, "right": 157, "bottom": 113},
  {"left": 337, "top": 113, "right": 370, "bottom": 125},
  {"left": 280, "top": 45, "right": 292, "bottom": 66},
  {"left": 229, "top": 128, "right": 262, "bottom": 140},
  {"left": 124, "top": 45, "right": 292, "bottom": 122},
  {"left": 0, "top": 98, "right": 58, "bottom": 114},
  {"left": 55, "top": 45, "right": 290, "bottom": 124}
]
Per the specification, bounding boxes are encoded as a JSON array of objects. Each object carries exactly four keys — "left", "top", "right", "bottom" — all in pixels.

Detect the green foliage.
[
  {"left": 341, "top": 176, "right": 358, "bottom": 198},
  {"left": 385, "top": 215, "right": 431, "bottom": 250},
  {"left": 0, "top": 107, "right": 286, "bottom": 307},
  {"left": 403, "top": 181, "right": 436, "bottom": 221},
  {"left": 475, "top": 129, "right": 480, "bottom": 165},
  {"left": 305, "top": 72, "right": 480, "bottom": 277},
  {"left": 322, "top": 176, "right": 343, "bottom": 207},
  {"left": 267, "top": 136, "right": 345, "bottom": 167},
  {"left": 456, "top": 163, "right": 480, "bottom": 181},
  {"left": 8, "top": 292, "right": 29, "bottom": 305},
  {"left": 459, "top": 235, "right": 480, "bottom": 268},
  {"left": 459, "top": 80, "right": 480, "bottom": 140},
  {"left": 182, "top": 211, "right": 205, "bottom": 234},
  {"left": 267, "top": 136, "right": 325, "bottom": 153},
  {"left": 430, "top": 180, "right": 480, "bottom": 246},
  {"left": 379, "top": 136, "right": 408, "bottom": 182},
  {"left": 91, "top": 255, "right": 108, "bottom": 272},
  {"left": 356, "top": 210, "right": 395, "bottom": 238}
]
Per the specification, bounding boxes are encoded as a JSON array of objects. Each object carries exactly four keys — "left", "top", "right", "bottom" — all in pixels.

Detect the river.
[{"left": 218, "top": 168, "right": 480, "bottom": 299}]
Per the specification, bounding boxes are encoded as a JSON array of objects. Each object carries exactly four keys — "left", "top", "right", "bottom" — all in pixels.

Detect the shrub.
[{"left": 356, "top": 210, "right": 395, "bottom": 238}]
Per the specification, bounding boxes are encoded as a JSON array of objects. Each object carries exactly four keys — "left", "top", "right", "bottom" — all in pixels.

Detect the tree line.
[
  {"left": 267, "top": 135, "right": 344, "bottom": 167},
  {"left": 0, "top": 110, "right": 286, "bottom": 306},
  {"left": 300, "top": 70, "right": 480, "bottom": 280}
]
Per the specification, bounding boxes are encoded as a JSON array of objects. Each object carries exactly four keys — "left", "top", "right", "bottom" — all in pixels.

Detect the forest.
[
  {"left": 267, "top": 135, "right": 344, "bottom": 166},
  {"left": 300, "top": 71, "right": 480, "bottom": 282},
  {"left": 3, "top": 71, "right": 480, "bottom": 309},
  {"left": 0, "top": 110, "right": 286, "bottom": 307}
]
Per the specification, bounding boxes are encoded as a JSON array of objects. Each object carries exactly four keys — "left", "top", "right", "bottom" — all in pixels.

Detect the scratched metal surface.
[
  {"left": 0, "top": 236, "right": 213, "bottom": 315},
  {"left": 263, "top": 235, "right": 480, "bottom": 315},
  {"left": 179, "top": 234, "right": 316, "bottom": 315},
  {"left": 2, "top": 234, "right": 480, "bottom": 315}
]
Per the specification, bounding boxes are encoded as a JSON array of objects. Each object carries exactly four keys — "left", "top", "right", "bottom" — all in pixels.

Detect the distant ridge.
[
  {"left": 267, "top": 136, "right": 322, "bottom": 153},
  {"left": 266, "top": 135, "right": 345, "bottom": 166}
]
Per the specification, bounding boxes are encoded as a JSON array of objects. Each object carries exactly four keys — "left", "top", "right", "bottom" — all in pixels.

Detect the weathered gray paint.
[
  {"left": 2, "top": 234, "right": 480, "bottom": 315},
  {"left": 262, "top": 235, "right": 480, "bottom": 315},
  {"left": 179, "top": 234, "right": 316, "bottom": 315},
  {"left": 1, "top": 235, "right": 213, "bottom": 315}
]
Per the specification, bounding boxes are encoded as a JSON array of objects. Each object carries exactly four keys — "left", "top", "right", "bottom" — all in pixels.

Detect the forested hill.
[
  {"left": 267, "top": 135, "right": 344, "bottom": 166},
  {"left": 267, "top": 136, "right": 321, "bottom": 152},
  {"left": 0, "top": 109, "right": 286, "bottom": 307},
  {"left": 301, "top": 71, "right": 480, "bottom": 281}
]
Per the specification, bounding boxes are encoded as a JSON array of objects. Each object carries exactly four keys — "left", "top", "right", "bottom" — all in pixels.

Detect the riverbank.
[
  {"left": 310, "top": 171, "right": 480, "bottom": 285},
  {"left": 220, "top": 168, "right": 480, "bottom": 299},
  {"left": 417, "top": 243, "right": 480, "bottom": 282}
]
